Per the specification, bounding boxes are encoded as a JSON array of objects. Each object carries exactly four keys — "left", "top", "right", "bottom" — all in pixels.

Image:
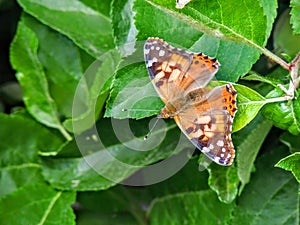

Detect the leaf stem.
[
  {"left": 257, "top": 46, "right": 290, "bottom": 70},
  {"left": 58, "top": 125, "right": 72, "bottom": 141}
]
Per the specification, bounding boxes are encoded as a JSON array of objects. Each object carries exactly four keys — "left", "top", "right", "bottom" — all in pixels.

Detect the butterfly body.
[{"left": 144, "top": 37, "right": 237, "bottom": 166}]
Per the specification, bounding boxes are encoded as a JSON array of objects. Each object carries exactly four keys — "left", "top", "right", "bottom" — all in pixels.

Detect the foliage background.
[{"left": 0, "top": 0, "right": 300, "bottom": 224}]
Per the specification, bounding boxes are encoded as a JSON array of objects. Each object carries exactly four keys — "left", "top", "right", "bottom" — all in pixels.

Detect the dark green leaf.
[
  {"left": 42, "top": 118, "right": 195, "bottom": 190},
  {"left": 0, "top": 184, "right": 76, "bottom": 225},
  {"left": 77, "top": 212, "right": 138, "bottom": 225},
  {"left": 280, "top": 131, "right": 300, "bottom": 153},
  {"left": 10, "top": 20, "right": 65, "bottom": 133},
  {"left": 241, "top": 73, "right": 279, "bottom": 87},
  {"left": 63, "top": 49, "right": 121, "bottom": 133},
  {"left": 234, "top": 114, "right": 273, "bottom": 191},
  {"left": 230, "top": 147, "right": 299, "bottom": 225},
  {"left": 105, "top": 62, "right": 162, "bottom": 119},
  {"left": 260, "top": 0, "right": 277, "bottom": 39},
  {"left": 276, "top": 152, "right": 300, "bottom": 183},
  {"left": 22, "top": 14, "right": 83, "bottom": 118},
  {"left": 0, "top": 114, "right": 63, "bottom": 197},
  {"left": 148, "top": 190, "right": 234, "bottom": 225},
  {"left": 261, "top": 88, "right": 300, "bottom": 135},
  {"left": 77, "top": 158, "right": 209, "bottom": 223},
  {"left": 273, "top": 9, "right": 300, "bottom": 57},
  {"left": 207, "top": 164, "right": 239, "bottom": 203},
  {"left": 17, "top": 0, "right": 115, "bottom": 57}
]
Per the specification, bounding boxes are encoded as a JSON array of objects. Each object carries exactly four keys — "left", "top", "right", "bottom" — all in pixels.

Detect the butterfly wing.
[
  {"left": 174, "top": 84, "right": 237, "bottom": 166},
  {"left": 144, "top": 37, "right": 220, "bottom": 104}
]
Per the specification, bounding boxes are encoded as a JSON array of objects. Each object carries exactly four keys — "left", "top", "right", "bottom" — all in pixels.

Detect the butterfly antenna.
[{"left": 144, "top": 117, "right": 161, "bottom": 140}]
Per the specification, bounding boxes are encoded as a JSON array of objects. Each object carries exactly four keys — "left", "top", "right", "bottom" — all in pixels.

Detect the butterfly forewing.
[{"left": 144, "top": 37, "right": 238, "bottom": 166}]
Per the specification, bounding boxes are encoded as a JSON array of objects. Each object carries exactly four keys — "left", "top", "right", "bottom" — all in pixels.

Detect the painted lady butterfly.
[{"left": 144, "top": 37, "right": 237, "bottom": 166}]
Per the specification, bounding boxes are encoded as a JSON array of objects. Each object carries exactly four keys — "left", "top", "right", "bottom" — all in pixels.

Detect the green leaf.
[
  {"left": 10, "top": 20, "right": 64, "bottom": 131},
  {"left": 134, "top": 0, "right": 262, "bottom": 82},
  {"left": 17, "top": 0, "right": 114, "bottom": 58},
  {"left": 234, "top": 114, "right": 273, "bottom": 192},
  {"left": 112, "top": 0, "right": 137, "bottom": 56},
  {"left": 63, "top": 49, "right": 121, "bottom": 133},
  {"left": 77, "top": 212, "right": 138, "bottom": 225},
  {"left": 0, "top": 114, "right": 63, "bottom": 198},
  {"left": 42, "top": 118, "right": 194, "bottom": 191},
  {"left": 190, "top": 35, "right": 260, "bottom": 82},
  {"left": 280, "top": 131, "right": 300, "bottom": 153},
  {"left": 276, "top": 152, "right": 300, "bottom": 183},
  {"left": 0, "top": 184, "right": 76, "bottom": 225},
  {"left": 148, "top": 190, "right": 234, "bottom": 225},
  {"left": 230, "top": 147, "right": 299, "bottom": 225},
  {"left": 260, "top": 0, "right": 277, "bottom": 39},
  {"left": 241, "top": 73, "right": 279, "bottom": 87},
  {"left": 22, "top": 14, "right": 83, "bottom": 118},
  {"left": 105, "top": 62, "right": 162, "bottom": 119},
  {"left": 232, "top": 84, "right": 266, "bottom": 132},
  {"left": 134, "top": 0, "right": 202, "bottom": 46},
  {"left": 76, "top": 158, "right": 209, "bottom": 224},
  {"left": 273, "top": 9, "right": 300, "bottom": 57},
  {"left": 291, "top": 0, "right": 300, "bottom": 34},
  {"left": 207, "top": 164, "right": 239, "bottom": 203},
  {"left": 261, "top": 88, "right": 300, "bottom": 135},
  {"left": 146, "top": 0, "right": 267, "bottom": 48}
]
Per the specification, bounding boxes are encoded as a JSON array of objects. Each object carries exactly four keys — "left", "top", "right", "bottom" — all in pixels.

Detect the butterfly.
[{"left": 144, "top": 37, "right": 237, "bottom": 166}]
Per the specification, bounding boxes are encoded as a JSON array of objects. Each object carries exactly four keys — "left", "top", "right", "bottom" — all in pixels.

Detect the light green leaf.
[
  {"left": 291, "top": 0, "right": 300, "bottom": 34},
  {"left": 146, "top": 0, "right": 267, "bottom": 48},
  {"left": 112, "top": 0, "right": 137, "bottom": 56},
  {"left": 0, "top": 184, "right": 76, "bottom": 225},
  {"left": 148, "top": 190, "right": 234, "bottom": 225},
  {"left": 231, "top": 84, "right": 266, "bottom": 132},
  {"left": 276, "top": 152, "right": 300, "bottom": 183},
  {"left": 0, "top": 114, "right": 63, "bottom": 198},
  {"left": 230, "top": 147, "right": 299, "bottom": 225},
  {"left": 17, "top": 0, "right": 115, "bottom": 58},
  {"left": 190, "top": 35, "right": 261, "bottom": 82},
  {"left": 134, "top": 0, "right": 202, "bottom": 46}
]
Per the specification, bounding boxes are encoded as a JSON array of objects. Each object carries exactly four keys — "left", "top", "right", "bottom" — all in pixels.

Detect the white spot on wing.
[
  {"left": 217, "top": 140, "right": 224, "bottom": 147},
  {"left": 144, "top": 48, "right": 150, "bottom": 54},
  {"left": 159, "top": 50, "right": 165, "bottom": 56},
  {"left": 202, "top": 147, "right": 210, "bottom": 153}
]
